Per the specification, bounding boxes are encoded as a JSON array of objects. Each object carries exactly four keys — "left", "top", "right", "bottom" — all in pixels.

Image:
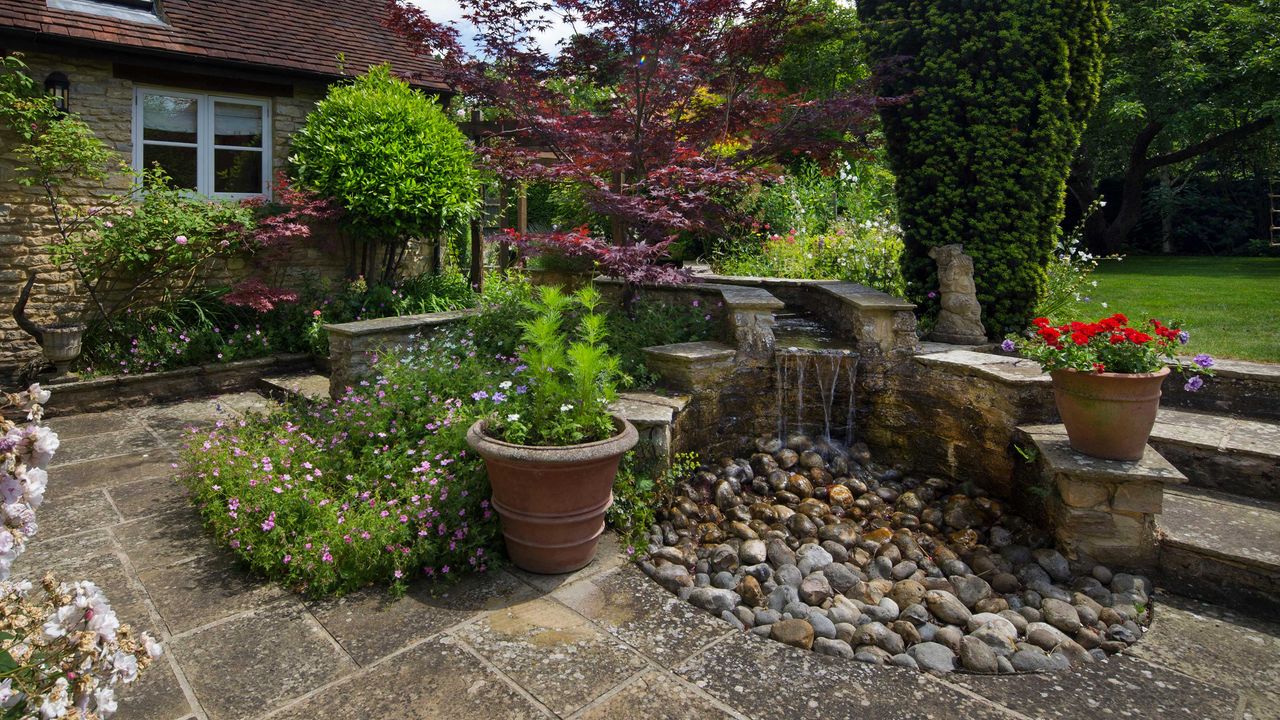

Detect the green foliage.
[
  {"left": 0, "top": 54, "right": 54, "bottom": 140},
  {"left": 77, "top": 270, "right": 479, "bottom": 376},
  {"left": 487, "top": 286, "right": 622, "bottom": 446},
  {"left": 609, "top": 452, "right": 700, "bottom": 552},
  {"left": 1035, "top": 200, "right": 1106, "bottom": 322},
  {"left": 859, "top": 0, "right": 1109, "bottom": 335},
  {"left": 289, "top": 65, "right": 479, "bottom": 245},
  {"left": 604, "top": 297, "right": 718, "bottom": 386},
  {"left": 58, "top": 170, "right": 255, "bottom": 301},
  {"left": 771, "top": 0, "right": 869, "bottom": 100},
  {"left": 714, "top": 222, "right": 906, "bottom": 296},
  {"left": 469, "top": 272, "right": 536, "bottom": 358},
  {"left": 179, "top": 329, "right": 505, "bottom": 597}
]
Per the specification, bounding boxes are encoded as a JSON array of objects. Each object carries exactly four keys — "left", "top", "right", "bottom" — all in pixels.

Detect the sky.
[{"left": 407, "top": 0, "right": 576, "bottom": 56}]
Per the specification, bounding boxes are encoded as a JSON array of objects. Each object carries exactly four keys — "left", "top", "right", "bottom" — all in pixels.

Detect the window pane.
[
  {"left": 214, "top": 102, "right": 264, "bottom": 148},
  {"left": 214, "top": 149, "right": 263, "bottom": 194},
  {"left": 142, "top": 144, "right": 198, "bottom": 189},
  {"left": 142, "top": 94, "right": 198, "bottom": 143}
]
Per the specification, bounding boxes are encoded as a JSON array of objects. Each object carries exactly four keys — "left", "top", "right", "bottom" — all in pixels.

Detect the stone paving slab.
[
  {"left": 942, "top": 654, "right": 1237, "bottom": 720},
  {"left": 677, "top": 630, "right": 1014, "bottom": 720},
  {"left": 265, "top": 636, "right": 550, "bottom": 720},
  {"left": 1161, "top": 488, "right": 1280, "bottom": 571},
  {"left": 1128, "top": 594, "right": 1280, "bottom": 720},
  {"left": 168, "top": 599, "right": 357, "bottom": 720},
  {"left": 18, "top": 396, "right": 1280, "bottom": 720},
  {"left": 456, "top": 597, "right": 651, "bottom": 716},
  {"left": 553, "top": 565, "right": 732, "bottom": 666}
]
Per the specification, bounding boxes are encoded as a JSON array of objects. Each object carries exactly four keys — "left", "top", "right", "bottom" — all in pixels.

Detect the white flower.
[
  {"left": 26, "top": 384, "right": 50, "bottom": 406},
  {"left": 499, "top": 381, "right": 512, "bottom": 390},
  {"left": 42, "top": 603, "right": 79, "bottom": 639},
  {"left": 110, "top": 650, "right": 138, "bottom": 683},
  {"left": 506, "top": 413, "right": 520, "bottom": 423},
  {"left": 559, "top": 404, "right": 573, "bottom": 413},
  {"left": 1101, "top": 302, "right": 1109, "bottom": 308},
  {"left": 22, "top": 467, "right": 47, "bottom": 509},
  {"left": 38, "top": 677, "right": 70, "bottom": 719},
  {"left": 0, "top": 678, "right": 18, "bottom": 709},
  {"left": 143, "top": 633, "right": 163, "bottom": 659},
  {"left": 94, "top": 686, "right": 118, "bottom": 716}
]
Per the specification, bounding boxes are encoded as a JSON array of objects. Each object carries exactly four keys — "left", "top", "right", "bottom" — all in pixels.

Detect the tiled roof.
[{"left": 0, "top": 0, "right": 448, "bottom": 90}]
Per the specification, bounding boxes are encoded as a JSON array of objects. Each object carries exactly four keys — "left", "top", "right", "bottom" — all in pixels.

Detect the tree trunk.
[
  {"left": 1159, "top": 167, "right": 1174, "bottom": 254},
  {"left": 1100, "top": 121, "right": 1163, "bottom": 254}
]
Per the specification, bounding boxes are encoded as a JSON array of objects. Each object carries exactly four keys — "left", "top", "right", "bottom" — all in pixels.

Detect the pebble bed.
[{"left": 639, "top": 435, "right": 1153, "bottom": 674}]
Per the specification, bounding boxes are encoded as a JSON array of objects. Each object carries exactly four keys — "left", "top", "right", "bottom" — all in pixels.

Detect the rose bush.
[{"left": 0, "top": 386, "right": 161, "bottom": 718}]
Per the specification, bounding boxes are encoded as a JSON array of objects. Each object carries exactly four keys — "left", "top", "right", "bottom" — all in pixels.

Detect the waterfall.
[{"left": 775, "top": 345, "right": 859, "bottom": 443}]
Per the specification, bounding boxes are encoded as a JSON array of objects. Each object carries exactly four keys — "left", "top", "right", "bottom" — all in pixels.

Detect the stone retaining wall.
[{"left": 324, "top": 310, "right": 478, "bottom": 397}]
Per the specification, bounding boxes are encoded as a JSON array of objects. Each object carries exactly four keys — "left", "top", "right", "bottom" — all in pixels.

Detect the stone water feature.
[{"left": 639, "top": 285, "right": 1154, "bottom": 675}]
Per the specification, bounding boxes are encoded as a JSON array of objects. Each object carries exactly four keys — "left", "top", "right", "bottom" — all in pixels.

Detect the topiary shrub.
[
  {"left": 858, "top": 1, "right": 1108, "bottom": 335},
  {"left": 289, "top": 64, "right": 479, "bottom": 283}
]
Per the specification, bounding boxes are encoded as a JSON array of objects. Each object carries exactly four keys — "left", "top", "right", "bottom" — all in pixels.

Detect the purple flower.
[
  {"left": 1177, "top": 330, "right": 1189, "bottom": 345},
  {"left": 492, "top": 392, "right": 507, "bottom": 403},
  {"left": 1000, "top": 339, "right": 1016, "bottom": 352},
  {"left": 1184, "top": 375, "right": 1204, "bottom": 392},
  {"left": 1193, "top": 354, "right": 1214, "bottom": 369},
  {"left": 927, "top": 291, "right": 937, "bottom": 299},
  {"left": 471, "top": 390, "right": 489, "bottom": 401}
]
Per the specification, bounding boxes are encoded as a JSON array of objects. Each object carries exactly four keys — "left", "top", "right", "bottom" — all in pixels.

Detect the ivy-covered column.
[{"left": 858, "top": 1, "right": 1109, "bottom": 335}]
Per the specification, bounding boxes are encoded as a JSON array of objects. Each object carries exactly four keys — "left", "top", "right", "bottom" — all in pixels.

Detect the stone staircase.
[
  {"left": 1145, "top": 368, "right": 1280, "bottom": 617},
  {"left": 1148, "top": 405, "right": 1280, "bottom": 616}
]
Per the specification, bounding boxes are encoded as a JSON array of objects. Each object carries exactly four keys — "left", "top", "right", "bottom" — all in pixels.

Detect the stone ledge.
[
  {"left": 915, "top": 350, "right": 1050, "bottom": 385},
  {"left": 324, "top": 309, "right": 478, "bottom": 338},
  {"left": 642, "top": 341, "right": 736, "bottom": 365},
  {"left": 1019, "top": 424, "right": 1187, "bottom": 487},
  {"left": 642, "top": 341, "right": 737, "bottom": 394},
  {"left": 694, "top": 273, "right": 916, "bottom": 312},
  {"left": 33, "top": 354, "right": 314, "bottom": 417}
]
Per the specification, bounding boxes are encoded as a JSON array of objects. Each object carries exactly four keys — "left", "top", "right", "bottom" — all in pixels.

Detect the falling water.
[{"left": 774, "top": 308, "right": 860, "bottom": 442}]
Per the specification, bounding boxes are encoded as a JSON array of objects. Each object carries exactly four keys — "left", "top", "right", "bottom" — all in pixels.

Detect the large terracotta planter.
[
  {"left": 466, "top": 416, "right": 638, "bottom": 574},
  {"left": 1050, "top": 366, "right": 1170, "bottom": 461}
]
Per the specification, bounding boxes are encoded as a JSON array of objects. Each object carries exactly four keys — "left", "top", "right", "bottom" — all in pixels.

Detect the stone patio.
[{"left": 31, "top": 394, "right": 1280, "bottom": 720}]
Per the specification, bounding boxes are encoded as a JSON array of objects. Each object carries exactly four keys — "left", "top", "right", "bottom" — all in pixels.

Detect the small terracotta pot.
[
  {"left": 466, "top": 416, "right": 638, "bottom": 574},
  {"left": 1050, "top": 366, "right": 1169, "bottom": 461}
]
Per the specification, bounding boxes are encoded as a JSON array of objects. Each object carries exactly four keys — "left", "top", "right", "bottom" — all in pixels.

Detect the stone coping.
[
  {"left": 694, "top": 272, "right": 917, "bottom": 311},
  {"left": 1174, "top": 356, "right": 1280, "bottom": 383},
  {"left": 592, "top": 276, "right": 785, "bottom": 311},
  {"left": 611, "top": 391, "right": 690, "bottom": 426},
  {"left": 28, "top": 353, "right": 314, "bottom": 417},
  {"left": 1018, "top": 424, "right": 1188, "bottom": 486},
  {"left": 324, "top": 308, "right": 478, "bottom": 338},
  {"left": 915, "top": 349, "right": 1050, "bottom": 385},
  {"left": 641, "top": 341, "right": 736, "bottom": 365}
]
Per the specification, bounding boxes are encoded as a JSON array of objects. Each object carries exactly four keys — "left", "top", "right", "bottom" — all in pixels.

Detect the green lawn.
[{"left": 1071, "top": 256, "right": 1280, "bottom": 363}]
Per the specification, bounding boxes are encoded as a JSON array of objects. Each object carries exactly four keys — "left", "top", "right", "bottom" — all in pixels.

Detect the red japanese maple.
[{"left": 386, "top": 0, "right": 887, "bottom": 284}]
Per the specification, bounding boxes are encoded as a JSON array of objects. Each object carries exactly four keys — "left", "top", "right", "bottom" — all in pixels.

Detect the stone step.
[
  {"left": 1158, "top": 487, "right": 1280, "bottom": 617},
  {"left": 257, "top": 372, "right": 331, "bottom": 404},
  {"left": 611, "top": 391, "right": 690, "bottom": 469},
  {"left": 1150, "top": 408, "right": 1280, "bottom": 502}
]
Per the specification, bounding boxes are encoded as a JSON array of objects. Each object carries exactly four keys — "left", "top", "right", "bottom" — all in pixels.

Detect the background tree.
[
  {"left": 289, "top": 65, "right": 480, "bottom": 284},
  {"left": 1069, "top": 0, "right": 1280, "bottom": 253},
  {"left": 858, "top": 1, "right": 1109, "bottom": 335},
  {"left": 386, "top": 0, "right": 885, "bottom": 287}
]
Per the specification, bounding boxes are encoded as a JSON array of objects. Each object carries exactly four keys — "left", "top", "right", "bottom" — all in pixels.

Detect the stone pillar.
[
  {"left": 1017, "top": 424, "right": 1187, "bottom": 573},
  {"left": 715, "top": 285, "right": 784, "bottom": 365}
]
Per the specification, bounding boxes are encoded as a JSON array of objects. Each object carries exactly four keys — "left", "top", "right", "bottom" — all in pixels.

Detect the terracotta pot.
[
  {"left": 1050, "top": 366, "right": 1170, "bottom": 461},
  {"left": 466, "top": 416, "right": 638, "bottom": 574}
]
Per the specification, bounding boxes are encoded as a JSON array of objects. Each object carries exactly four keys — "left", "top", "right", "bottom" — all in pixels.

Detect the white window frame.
[{"left": 132, "top": 86, "right": 272, "bottom": 200}]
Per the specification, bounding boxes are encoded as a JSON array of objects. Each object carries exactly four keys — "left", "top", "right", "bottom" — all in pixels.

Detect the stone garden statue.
[{"left": 928, "top": 244, "right": 988, "bottom": 345}]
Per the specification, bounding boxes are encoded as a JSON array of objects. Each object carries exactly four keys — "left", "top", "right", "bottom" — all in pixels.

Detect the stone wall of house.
[{"left": 0, "top": 51, "right": 350, "bottom": 380}]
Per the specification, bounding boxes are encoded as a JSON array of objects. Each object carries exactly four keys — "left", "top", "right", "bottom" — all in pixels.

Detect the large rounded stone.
[
  {"left": 770, "top": 619, "right": 815, "bottom": 650},
  {"left": 889, "top": 580, "right": 927, "bottom": 610},
  {"left": 737, "top": 575, "right": 767, "bottom": 607},
  {"left": 739, "top": 539, "right": 768, "bottom": 566},
  {"left": 1041, "top": 598, "right": 1084, "bottom": 634},
  {"left": 799, "top": 574, "right": 834, "bottom": 605},
  {"left": 959, "top": 635, "right": 999, "bottom": 673},
  {"left": 1026, "top": 622, "right": 1071, "bottom": 651},
  {"left": 907, "top": 642, "right": 956, "bottom": 673},
  {"left": 925, "top": 590, "right": 972, "bottom": 625},
  {"left": 950, "top": 574, "right": 993, "bottom": 608},
  {"left": 814, "top": 637, "right": 855, "bottom": 658},
  {"left": 651, "top": 564, "right": 693, "bottom": 593},
  {"left": 687, "top": 587, "right": 740, "bottom": 614},
  {"left": 824, "top": 563, "right": 861, "bottom": 595}
]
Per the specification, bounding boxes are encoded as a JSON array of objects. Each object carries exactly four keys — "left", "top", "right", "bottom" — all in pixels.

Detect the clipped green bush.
[
  {"left": 858, "top": 1, "right": 1108, "bottom": 335},
  {"left": 289, "top": 65, "right": 479, "bottom": 281}
]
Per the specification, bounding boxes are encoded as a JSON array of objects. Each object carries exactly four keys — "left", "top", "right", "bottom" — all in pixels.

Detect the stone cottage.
[{"left": 0, "top": 0, "right": 449, "bottom": 379}]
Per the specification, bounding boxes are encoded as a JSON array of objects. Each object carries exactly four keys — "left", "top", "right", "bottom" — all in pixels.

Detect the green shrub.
[
  {"left": 290, "top": 65, "right": 479, "bottom": 281},
  {"left": 604, "top": 298, "right": 718, "bottom": 386},
  {"left": 859, "top": 0, "right": 1108, "bottom": 335}
]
